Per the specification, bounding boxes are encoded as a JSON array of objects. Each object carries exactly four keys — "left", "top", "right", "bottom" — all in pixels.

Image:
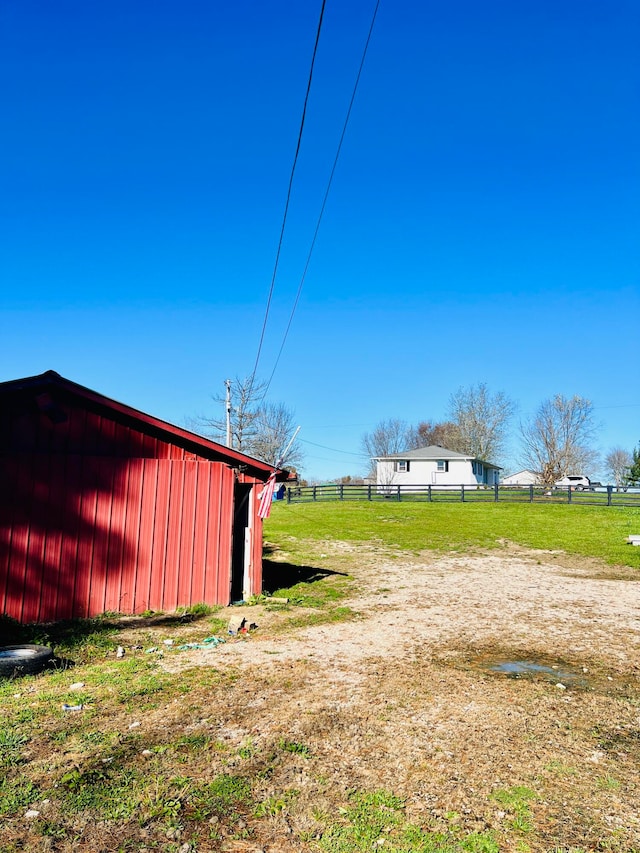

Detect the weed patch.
[
  {"left": 278, "top": 737, "right": 312, "bottom": 758},
  {"left": 60, "top": 765, "right": 143, "bottom": 819},
  {"left": 491, "top": 786, "right": 537, "bottom": 834},
  {"left": 0, "top": 776, "right": 40, "bottom": 816},
  {"left": 187, "top": 773, "right": 252, "bottom": 818},
  {"left": 317, "top": 790, "right": 500, "bottom": 853},
  {"left": 0, "top": 727, "right": 29, "bottom": 767}
]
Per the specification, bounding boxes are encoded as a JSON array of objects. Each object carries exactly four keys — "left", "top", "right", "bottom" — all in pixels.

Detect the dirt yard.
[{"left": 156, "top": 539, "right": 640, "bottom": 852}]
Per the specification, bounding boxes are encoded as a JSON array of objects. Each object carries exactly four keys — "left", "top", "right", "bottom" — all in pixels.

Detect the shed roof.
[
  {"left": 374, "top": 444, "right": 502, "bottom": 469},
  {"left": 0, "top": 370, "right": 283, "bottom": 481}
]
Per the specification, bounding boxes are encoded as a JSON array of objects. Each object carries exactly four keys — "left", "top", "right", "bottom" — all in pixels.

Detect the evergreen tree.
[{"left": 625, "top": 444, "right": 640, "bottom": 487}]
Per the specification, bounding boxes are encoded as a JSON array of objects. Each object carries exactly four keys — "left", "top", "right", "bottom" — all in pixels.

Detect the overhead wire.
[
  {"left": 247, "top": 0, "right": 327, "bottom": 398},
  {"left": 300, "top": 437, "right": 368, "bottom": 457},
  {"left": 261, "top": 0, "right": 381, "bottom": 400}
]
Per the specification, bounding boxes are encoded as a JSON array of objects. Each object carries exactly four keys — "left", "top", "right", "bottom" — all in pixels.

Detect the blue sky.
[{"left": 1, "top": 0, "right": 638, "bottom": 481}]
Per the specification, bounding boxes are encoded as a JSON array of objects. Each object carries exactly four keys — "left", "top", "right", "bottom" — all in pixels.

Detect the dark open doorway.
[{"left": 230, "top": 483, "right": 252, "bottom": 602}]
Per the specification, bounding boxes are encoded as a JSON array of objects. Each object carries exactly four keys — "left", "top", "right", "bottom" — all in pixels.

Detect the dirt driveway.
[
  {"left": 198, "top": 542, "right": 640, "bottom": 676},
  {"left": 166, "top": 541, "right": 640, "bottom": 851}
]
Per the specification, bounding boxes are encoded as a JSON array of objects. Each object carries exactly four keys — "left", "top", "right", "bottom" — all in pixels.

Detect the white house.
[
  {"left": 501, "top": 469, "right": 540, "bottom": 486},
  {"left": 375, "top": 445, "right": 502, "bottom": 489}
]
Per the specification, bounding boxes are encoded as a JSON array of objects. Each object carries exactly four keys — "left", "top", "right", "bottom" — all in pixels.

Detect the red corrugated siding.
[
  {"left": 216, "top": 467, "right": 235, "bottom": 602},
  {"left": 203, "top": 466, "right": 222, "bottom": 604},
  {"left": 148, "top": 460, "right": 171, "bottom": 611},
  {"left": 0, "top": 377, "right": 274, "bottom": 624},
  {"left": 0, "top": 455, "right": 237, "bottom": 621}
]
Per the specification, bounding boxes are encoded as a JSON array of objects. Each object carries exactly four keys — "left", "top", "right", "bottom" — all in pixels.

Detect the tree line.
[
  {"left": 189, "top": 377, "right": 638, "bottom": 491},
  {"left": 361, "top": 383, "right": 640, "bottom": 491}
]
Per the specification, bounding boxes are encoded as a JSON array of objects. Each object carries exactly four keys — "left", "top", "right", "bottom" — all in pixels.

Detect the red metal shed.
[{"left": 0, "top": 371, "right": 282, "bottom": 623}]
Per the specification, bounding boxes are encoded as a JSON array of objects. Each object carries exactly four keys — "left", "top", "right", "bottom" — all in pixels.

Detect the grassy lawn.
[
  {"left": 266, "top": 501, "right": 640, "bottom": 569},
  {"left": 1, "top": 501, "right": 639, "bottom": 852}
]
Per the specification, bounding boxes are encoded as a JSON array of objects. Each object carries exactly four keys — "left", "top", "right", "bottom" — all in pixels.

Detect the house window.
[
  {"left": 395, "top": 460, "right": 409, "bottom": 473},
  {"left": 436, "top": 460, "right": 449, "bottom": 472},
  {"left": 472, "top": 461, "right": 484, "bottom": 477}
]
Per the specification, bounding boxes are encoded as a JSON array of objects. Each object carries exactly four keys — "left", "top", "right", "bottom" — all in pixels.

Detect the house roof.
[
  {"left": 0, "top": 370, "right": 285, "bottom": 481},
  {"left": 374, "top": 444, "right": 502, "bottom": 469}
]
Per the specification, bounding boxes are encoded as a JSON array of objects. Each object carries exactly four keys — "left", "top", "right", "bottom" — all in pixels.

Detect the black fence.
[{"left": 286, "top": 483, "right": 640, "bottom": 508}]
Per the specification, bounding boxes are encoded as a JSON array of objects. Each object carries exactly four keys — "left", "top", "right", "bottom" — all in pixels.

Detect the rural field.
[{"left": 2, "top": 502, "right": 640, "bottom": 853}]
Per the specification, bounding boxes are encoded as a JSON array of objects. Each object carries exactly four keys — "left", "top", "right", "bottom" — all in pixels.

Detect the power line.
[
  {"left": 248, "top": 0, "right": 327, "bottom": 396},
  {"left": 262, "top": 0, "right": 381, "bottom": 399},
  {"left": 304, "top": 452, "right": 360, "bottom": 464},
  {"left": 300, "top": 437, "right": 368, "bottom": 457}
]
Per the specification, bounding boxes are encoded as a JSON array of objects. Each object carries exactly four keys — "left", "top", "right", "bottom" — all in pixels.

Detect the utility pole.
[{"left": 225, "top": 379, "right": 232, "bottom": 448}]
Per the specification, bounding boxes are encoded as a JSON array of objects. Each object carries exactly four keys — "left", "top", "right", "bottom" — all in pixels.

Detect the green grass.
[
  {"left": 271, "top": 579, "right": 350, "bottom": 608},
  {"left": 278, "top": 738, "right": 312, "bottom": 758},
  {"left": 0, "top": 776, "right": 40, "bottom": 817},
  {"left": 186, "top": 773, "right": 252, "bottom": 818},
  {"left": 275, "top": 606, "right": 358, "bottom": 632},
  {"left": 490, "top": 786, "right": 537, "bottom": 834},
  {"left": 317, "top": 789, "right": 500, "bottom": 853},
  {"left": 175, "top": 602, "right": 221, "bottom": 618},
  {"left": 266, "top": 502, "right": 640, "bottom": 568},
  {"left": 0, "top": 727, "right": 29, "bottom": 767}
]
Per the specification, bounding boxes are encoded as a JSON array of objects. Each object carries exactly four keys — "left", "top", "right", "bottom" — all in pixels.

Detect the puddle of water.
[{"left": 489, "top": 660, "right": 583, "bottom": 683}]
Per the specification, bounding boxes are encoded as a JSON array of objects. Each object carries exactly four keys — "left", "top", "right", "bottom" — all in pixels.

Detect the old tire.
[{"left": 0, "top": 645, "right": 54, "bottom": 677}]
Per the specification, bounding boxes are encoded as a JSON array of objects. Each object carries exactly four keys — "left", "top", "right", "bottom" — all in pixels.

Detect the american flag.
[{"left": 258, "top": 472, "right": 278, "bottom": 519}]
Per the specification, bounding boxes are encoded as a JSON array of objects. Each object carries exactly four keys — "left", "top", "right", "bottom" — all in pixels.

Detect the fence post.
[
  {"left": 529, "top": 484, "right": 534, "bottom": 503},
  {"left": 567, "top": 486, "right": 572, "bottom": 504},
  {"left": 607, "top": 485, "right": 613, "bottom": 506},
  {"left": 367, "top": 484, "right": 372, "bottom": 501},
  {"left": 397, "top": 485, "right": 401, "bottom": 502},
  {"left": 494, "top": 483, "right": 499, "bottom": 502},
  {"left": 287, "top": 488, "right": 291, "bottom": 504},
  {"left": 428, "top": 485, "right": 432, "bottom": 502},
  {"left": 313, "top": 485, "right": 317, "bottom": 502},
  {"left": 461, "top": 484, "right": 465, "bottom": 502},
  {"left": 339, "top": 484, "right": 344, "bottom": 500}
]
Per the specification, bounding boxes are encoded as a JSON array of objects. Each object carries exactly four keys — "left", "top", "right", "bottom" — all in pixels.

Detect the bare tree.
[
  {"left": 414, "top": 420, "right": 462, "bottom": 450},
  {"left": 519, "top": 395, "right": 599, "bottom": 489},
  {"left": 605, "top": 447, "right": 633, "bottom": 491},
  {"left": 448, "top": 383, "right": 515, "bottom": 462},
  {"left": 361, "top": 418, "right": 414, "bottom": 479},
  {"left": 190, "top": 377, "right": 301, "bottom": 469},
  {"left": 246, "top": 401, "right": 303, "bottom": 469},
  {"left": 191, "top": 376, "right": 267, "bottom": 451}
]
